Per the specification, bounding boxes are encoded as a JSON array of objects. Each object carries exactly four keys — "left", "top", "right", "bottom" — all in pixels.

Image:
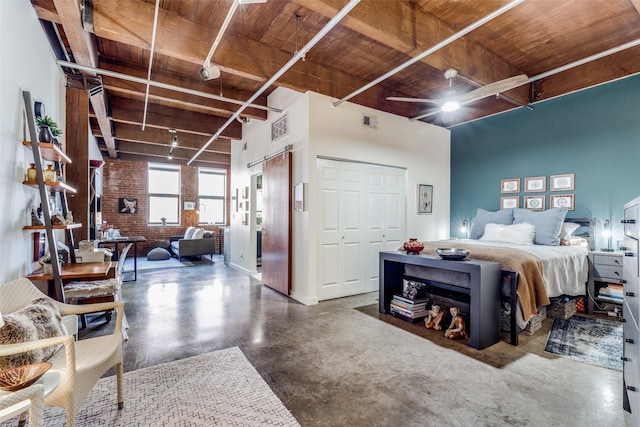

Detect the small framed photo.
[
  {"left": 294, "top": 182, "right": 305, "bottom": 212},
  {"left": 550, "top": 173, "right": 575, "bottom": 191},
  {"left": 184, "top": 201, "right": 195, "bottom": 211},
  {"left": 524, "top": 195, "right": 545, "bottom": 211},
  {"left": 500, "top": 178, "right": 520, "bottom": 194},
  {"left": 500, "top": 196, "right": 519, "bottom": 209},
  {"left": 417, "top": 184, "right": 433, "bottom": 214},
  {"left": 550, "top": 194, "right": 575, "bottom": 211},
  {"left": 524, "top": 176, "right": 546, "bottom": 192}
]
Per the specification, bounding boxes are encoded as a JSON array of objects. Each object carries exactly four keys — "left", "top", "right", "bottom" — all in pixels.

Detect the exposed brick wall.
[{"left": 101, "top": 159, "right": 228, "bottom": 256}]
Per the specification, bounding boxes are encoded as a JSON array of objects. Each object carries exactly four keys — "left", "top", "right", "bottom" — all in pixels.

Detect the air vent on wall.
[
  {"left": 271, "top": 115, "right": 288, "bottom": 142},
  {"left": 363, "top": 114, "right": 377, "bottom": 128}
]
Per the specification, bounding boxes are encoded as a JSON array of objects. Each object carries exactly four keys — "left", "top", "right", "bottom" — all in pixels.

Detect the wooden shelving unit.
[
  {"left": 22, "top": 180, "right": 77, "bottom": 193},
  {"left": 22, "top": 90, "right": 80, "bottom": 301},
  {"left": 23, "top": 141, "right": 72, "bottom": 164},
  {"left": 23, "top": 223, "right": 83, "bottom": 231}
]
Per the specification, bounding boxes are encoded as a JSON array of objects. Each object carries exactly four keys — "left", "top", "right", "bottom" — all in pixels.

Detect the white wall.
[
  {"left": 0, "top": 1, "right": 67, "bottom": 283},
  {"left": 232, "top": 87, "right": 451, "bottom": 306}
]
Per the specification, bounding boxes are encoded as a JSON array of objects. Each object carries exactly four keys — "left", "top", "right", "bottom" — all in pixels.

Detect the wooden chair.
[
  {"left": 0, "top": 278, "right": 125, "bottom": 427},
  {"left": 63, "top": 243, "right": 133, "bottom": 340}
]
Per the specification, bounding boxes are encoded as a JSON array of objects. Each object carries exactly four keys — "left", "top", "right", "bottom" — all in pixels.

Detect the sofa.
[{"left": 169, "top": 226, "right": 216, "bottom": 261}]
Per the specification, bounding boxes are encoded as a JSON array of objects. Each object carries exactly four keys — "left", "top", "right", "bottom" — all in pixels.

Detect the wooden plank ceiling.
[{"left": 31, "top": 0, "right": 640, "bottom": 167}]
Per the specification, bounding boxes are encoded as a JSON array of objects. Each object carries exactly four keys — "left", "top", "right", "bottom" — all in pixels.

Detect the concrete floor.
[{"left": 81, "top": 255, "right": 634, "bottom": 426}]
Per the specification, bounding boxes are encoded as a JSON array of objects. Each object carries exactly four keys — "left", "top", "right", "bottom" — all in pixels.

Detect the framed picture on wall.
[
  {"left": 550, "top": 194, "right": 575, "bottom": 210},
  {"left": 500, "top": 196, "right": 519, "bottom": 209},
  {"left": 119, "top": 198, "right": 137, "bottom": 214},
  {"left": 550, "top": 173, "right": 575, "bottom": 191},
  {"left": 524, "top": 176, "right": 546, "bottom": 192},
  {"left": 500, "top": 178, "right": 520, "bottom": 194},
  {"left": 524, "top": 195, "right": 545, "bottom": 211},
  {"left": 417, "top": 184, "right": 433, "bottom": 214}
]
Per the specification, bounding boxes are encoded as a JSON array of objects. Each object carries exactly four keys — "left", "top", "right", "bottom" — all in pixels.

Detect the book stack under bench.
[
  {"left": 390, "top": 295, "right": 430, "bottom": 323},
  {"left": 597, "top": 283, "right": 624, "bottom": 304}
]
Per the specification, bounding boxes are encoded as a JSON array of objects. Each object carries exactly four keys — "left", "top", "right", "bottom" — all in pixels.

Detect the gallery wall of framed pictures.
[{"left": 499, "top": 173, "right": 575, "bottom": 211}]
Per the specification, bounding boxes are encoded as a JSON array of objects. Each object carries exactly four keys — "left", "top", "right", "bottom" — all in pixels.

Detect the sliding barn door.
[{"left": 261, "top": 152, "right": 292, "bottom": 295}]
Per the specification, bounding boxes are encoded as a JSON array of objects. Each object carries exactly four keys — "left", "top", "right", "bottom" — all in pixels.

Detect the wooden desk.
[
  {"left": 27, "top": 261, "right": 113, "bottom": 300},
  {"left": 97, "top": 236, "right": 146, "bottom": 282}
]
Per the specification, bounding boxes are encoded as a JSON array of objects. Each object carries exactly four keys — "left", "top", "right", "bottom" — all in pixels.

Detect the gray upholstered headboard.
[{"left": 565, "top": 217, "right": 595, "bottom": 251}]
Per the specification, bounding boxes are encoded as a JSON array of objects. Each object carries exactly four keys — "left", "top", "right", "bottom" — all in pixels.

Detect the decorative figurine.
[
  {"left": 51, "top": 214, "right": 66, "bottom": 225},
  {"left": 444, "top": 307, "right": 469, "bottom": 340},
  {"left": 425, "top": 305, "right": 445, "bottom": 330},
  {"left": 30, "top": 209, "right": 43, "bottom": 226},
  {"left": 403, "top": 281, "right": 420, "bottom": 300}
]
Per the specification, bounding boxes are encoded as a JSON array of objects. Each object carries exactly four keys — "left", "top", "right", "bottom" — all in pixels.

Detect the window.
[
  {"left": 198, "top": 168, "right": 226, "bottom": 224},
  {"left": 148, "top": 163, "right": 180, "bottom": 224}
]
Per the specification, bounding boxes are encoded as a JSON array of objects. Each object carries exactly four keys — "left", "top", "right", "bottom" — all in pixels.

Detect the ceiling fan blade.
[
  {"left": 457, "top": 74, "right": 529, "bottom": 103},
  {"left": 386, "top": 96, "right": 438, "bottom": 104}
]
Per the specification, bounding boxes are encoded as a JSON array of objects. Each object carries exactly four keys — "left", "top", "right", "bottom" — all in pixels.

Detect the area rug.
[
  {"left": 34, "top": 347, "right": 300, "bottom": 426},
  {"left": 544, "top": 315, "right": 623, "bottom": 371}
]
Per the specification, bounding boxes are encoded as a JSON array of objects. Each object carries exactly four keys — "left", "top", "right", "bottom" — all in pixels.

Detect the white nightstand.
[{"left": 587, "top": 250, "right": 624, "bottom": 314}]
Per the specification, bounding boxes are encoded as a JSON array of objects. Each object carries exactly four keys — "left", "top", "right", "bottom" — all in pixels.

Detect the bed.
[{"left": 401, "top": 209, "right": 593, "bottom": 346}]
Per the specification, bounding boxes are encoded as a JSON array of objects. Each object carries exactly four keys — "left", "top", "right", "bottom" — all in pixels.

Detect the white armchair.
[{"left": 0, "top": 278, "right": 124, "bottom": 427}]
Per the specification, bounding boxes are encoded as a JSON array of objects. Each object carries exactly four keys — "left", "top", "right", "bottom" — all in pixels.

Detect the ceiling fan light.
[{"left": 441, "top": 101, "right": 460, "bottom": 112}]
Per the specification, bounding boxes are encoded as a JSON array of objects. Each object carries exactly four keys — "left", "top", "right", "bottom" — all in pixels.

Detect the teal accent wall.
[{"left": 450, "top": 74, "right": 640, "bottom": 248}]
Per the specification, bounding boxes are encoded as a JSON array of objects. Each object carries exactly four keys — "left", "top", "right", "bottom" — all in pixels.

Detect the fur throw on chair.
[{"left": 0, "top": 298, "right": 67, "bottom": 370}]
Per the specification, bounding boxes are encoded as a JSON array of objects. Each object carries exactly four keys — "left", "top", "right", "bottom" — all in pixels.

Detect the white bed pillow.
[
  {"left": 560, "top": 222, "right": 580, "bottom": 240},
  {"left": 469, "top": 208, "right": 514, "bottom": 239},
  {"left": 480, "top": 222, "right": 535, "bottom": 245}
]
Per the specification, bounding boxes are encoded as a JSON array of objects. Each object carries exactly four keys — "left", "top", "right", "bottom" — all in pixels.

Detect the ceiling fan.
[{"left": 387, "top": 68, "right": 529, "bottom": 115}]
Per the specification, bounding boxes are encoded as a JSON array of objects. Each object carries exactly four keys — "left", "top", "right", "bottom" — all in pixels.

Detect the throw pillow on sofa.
[
  {"left": 192, "top": 228, "right": 205, "bottom": 239},
  {"left": 0, "top": 298, "right": 67, "bottom": 370},
  {"left": 184, "top": 226, "right": 196, "bottom": 240}
]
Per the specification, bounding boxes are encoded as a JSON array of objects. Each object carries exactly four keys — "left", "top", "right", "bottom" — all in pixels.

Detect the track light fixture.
[
  {"left": 168, "top": 129, "right": 177, "bottom": 159},
  {"left": 199, "top": 64, "right": 221, "bottom": 80}
]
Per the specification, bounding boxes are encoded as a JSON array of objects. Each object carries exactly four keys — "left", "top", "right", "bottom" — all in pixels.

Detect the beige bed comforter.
[{"left": 419, "top": 242, "right": 550, "bottom": 323}]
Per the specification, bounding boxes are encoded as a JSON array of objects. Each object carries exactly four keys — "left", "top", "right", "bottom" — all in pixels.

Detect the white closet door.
[
  {"left": 365, "top": 165, "right": 406, "bottom": 292},
  {"left": 340, "top": 162, "right": 366, "bottom": 296},
  {"left": 365, "top": 165, "right": 386, "bottom": 292},
  {"left": 317, "top": 159, "right": 405, "bottom": 300},
  {"left": 383, "top": 168, "right": 405, "bottom": 251},
  {"left": 317, "top": 159, "right": 342, "bottom": 300}
]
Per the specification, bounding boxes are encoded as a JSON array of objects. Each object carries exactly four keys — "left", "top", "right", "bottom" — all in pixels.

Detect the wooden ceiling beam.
[
  {"left": 32, "top": 0, "right": 61, "bottom": 24},
  {"left": 292, "top": 0, "right": 530, "bottom": 105},
  {"left": 109, "top": 123, "right": 231, "bottom": 154},
  {"left": 117, "top": 141, "right": 230, "bottom": 164},
  {"left": 108, "top": 96, "right": 242, "bottom": 140},
  {"left": 52, "top": 0, "right": 117, "bottom": 158},
  {"left": 115, "top": 153, "right": 229, "bottom": 169},
  {"left": 92, "top": 0, "right": 265, "bottom": 83},
  {"left": 88, "top": 0, "right": 420, "bottom": 116},
  {"left": 97, "top": 62, "right": 268, "bottom": 121}
]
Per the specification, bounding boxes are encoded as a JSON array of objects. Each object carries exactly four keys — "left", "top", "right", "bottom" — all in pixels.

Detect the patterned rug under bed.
[{"left": 2, "top": 347, "right": 299, "bottom": 426}]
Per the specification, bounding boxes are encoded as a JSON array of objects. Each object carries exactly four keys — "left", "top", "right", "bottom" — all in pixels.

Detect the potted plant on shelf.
[
  {"left": 39, "top": 254, "right": 65, "bottom": 275},
  {"left": 35, "top": 115, "right": 62, "bottom": 145}
]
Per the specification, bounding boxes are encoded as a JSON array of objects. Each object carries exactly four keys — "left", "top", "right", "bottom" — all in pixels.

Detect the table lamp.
[{"left": 601, "top": 219, "right": 613, "bottom": 251}]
